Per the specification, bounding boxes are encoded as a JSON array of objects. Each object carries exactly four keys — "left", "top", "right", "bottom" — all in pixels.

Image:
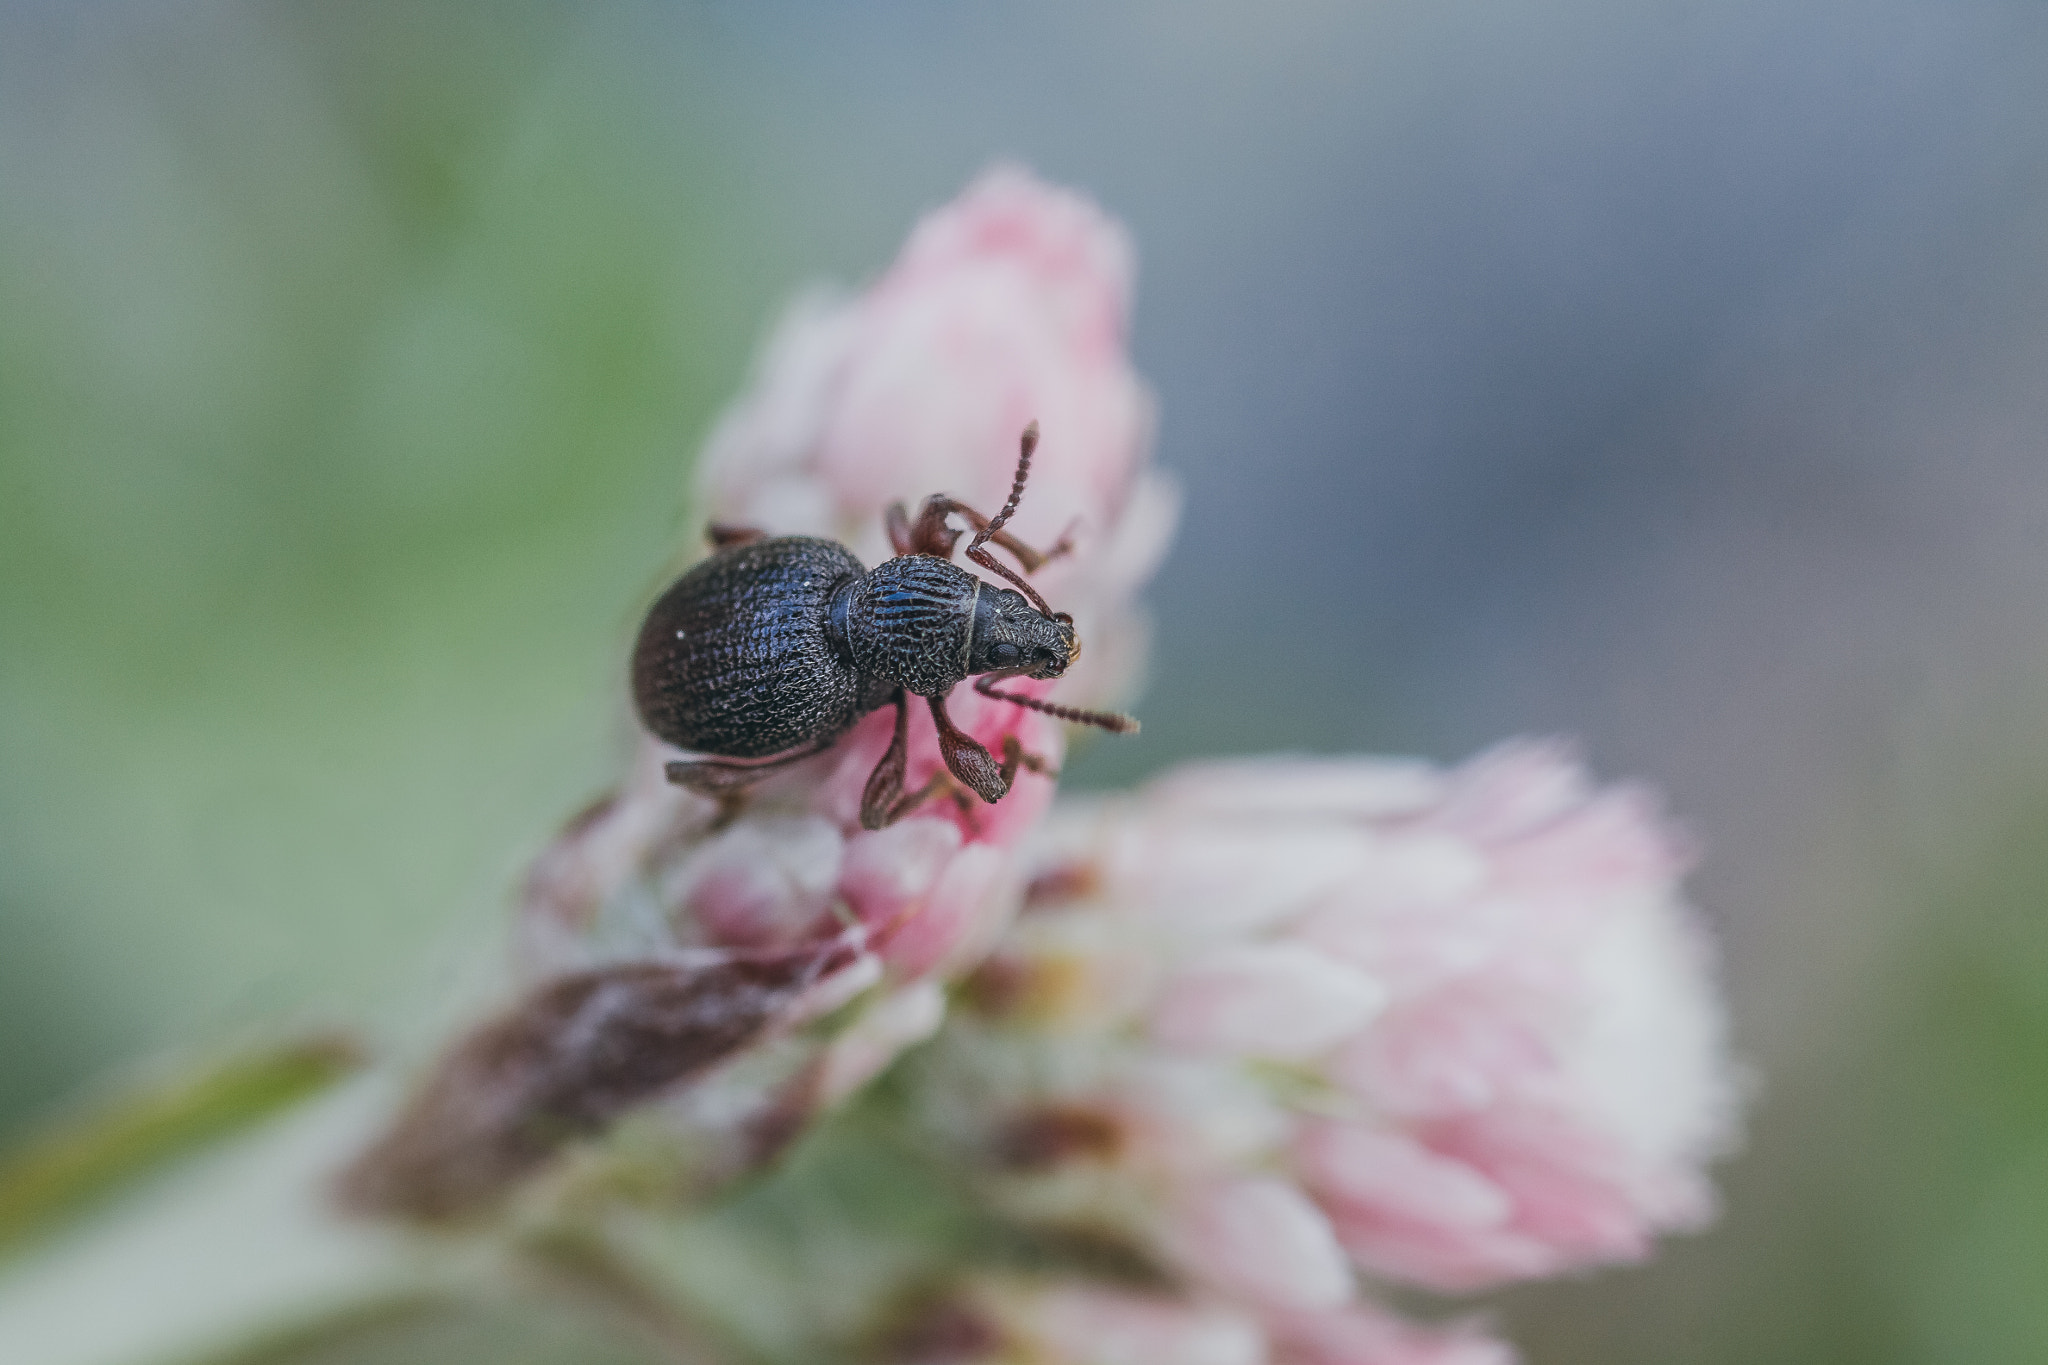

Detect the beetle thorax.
[{"left": 841, "top": 556, "right": 981, "bottom": 697}]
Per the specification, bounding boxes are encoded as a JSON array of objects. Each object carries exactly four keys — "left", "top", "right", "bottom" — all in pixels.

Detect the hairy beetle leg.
[
  {"left": 860, "top": 691, "right": 914, "bottom": 829},
  {"left": 907, "top": 496, "right": 1073, "bottom": 572},
  {"left": 666, "top": 736, "right": 835, "bottom": 798},
  {"left": 706, "top": 522, "right": 768, "bottom": 549},
  {"left": 884, "top": 770, "right": 979, "bottom": 828},
  {"left": 864, "top": 690, "right": 1029, "bottom": 829},
  {"left": 890, "top": 425, "right": 1075, "bottom": 585}
]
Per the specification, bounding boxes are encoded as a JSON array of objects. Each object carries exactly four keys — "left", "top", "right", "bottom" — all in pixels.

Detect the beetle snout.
[{"left": 1030, "top": 620, "right": 1079, "bottom": 678}]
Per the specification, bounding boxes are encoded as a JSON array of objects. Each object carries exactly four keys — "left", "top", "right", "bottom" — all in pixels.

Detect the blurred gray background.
[{"left": 7, "top": 2, "right": 2048, "bottom": 1360}]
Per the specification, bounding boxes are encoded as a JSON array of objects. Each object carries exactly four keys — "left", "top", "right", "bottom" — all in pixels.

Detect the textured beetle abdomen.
[{"left": 631, "top": 537, "right": 871, "bottom": 759}]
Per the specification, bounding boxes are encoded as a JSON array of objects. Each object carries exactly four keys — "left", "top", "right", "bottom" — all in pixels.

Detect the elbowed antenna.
[
  {"left": 968, "top": 420, "right": 1039, "bottom": 554},
  {"left": 962, "top": 423, "right": 1066, "bottom": 620},
  {"left": 973, "top": 673, "right": 1140, "bottom": 734}
]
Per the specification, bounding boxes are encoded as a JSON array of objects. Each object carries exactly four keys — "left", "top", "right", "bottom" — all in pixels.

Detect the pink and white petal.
[
  {"left": 1323, "top": 989, "right": 1562, "bottom": 1119},
  {"left": 1163, "top": 1176, "right": 1354, "bottom": 1313},
  {"left": 1106, "top": 825, "right": 1377, "bottom": 939},
  {"left": 1151, "top": 944, "right": 1385, "bottom": 1060},
  {"left": 1292, "top": 1121, "right": 1510, "bottom": 1232},
  {"left": 883, "top": 842, "right": 1015, "bottom": 981}
]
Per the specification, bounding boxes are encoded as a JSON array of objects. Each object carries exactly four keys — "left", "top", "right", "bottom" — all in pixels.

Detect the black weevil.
[{"left": 631, "top": 423, "right": 1137, "bottom": 829}]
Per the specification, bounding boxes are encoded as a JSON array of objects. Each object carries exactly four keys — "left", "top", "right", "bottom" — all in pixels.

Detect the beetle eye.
[{"left": 990, "top": 642, "right": 1022, "bottom": 667}]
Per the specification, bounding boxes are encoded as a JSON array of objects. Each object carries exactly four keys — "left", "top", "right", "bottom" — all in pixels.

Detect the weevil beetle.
[{"left": 631, "top": 423, "right": 1138, "bottom": 829}]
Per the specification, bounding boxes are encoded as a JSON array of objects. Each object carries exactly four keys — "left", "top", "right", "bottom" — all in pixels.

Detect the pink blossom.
[{"left": 947, "top": 741, "right": 1738, "bottom": 1298}]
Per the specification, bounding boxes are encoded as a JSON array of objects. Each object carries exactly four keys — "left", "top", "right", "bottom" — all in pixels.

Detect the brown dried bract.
[{"left": 338, "top": 940, "right": 859, "bottom": 1222}]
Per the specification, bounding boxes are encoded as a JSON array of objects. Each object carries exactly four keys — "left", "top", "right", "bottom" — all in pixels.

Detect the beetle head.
[{"left": 968, "top": 586, "right": 1076, "bottom": 679}]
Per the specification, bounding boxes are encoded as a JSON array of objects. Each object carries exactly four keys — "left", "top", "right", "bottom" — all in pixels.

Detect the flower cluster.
[
  {"left": 894, "top": 743, "right": 1738, "bottom": 1360},
  {"left": 342, "top": 168, "right": 1738, "bottom": 1365}
]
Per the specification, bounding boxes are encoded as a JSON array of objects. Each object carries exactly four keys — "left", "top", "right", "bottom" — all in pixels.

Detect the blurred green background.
[
  {"left": 7, "top": 2, "right": 2048, "bottom": 1362},
  {"left": 0, "top": 1, "right": 767, "bottom": 1104}
]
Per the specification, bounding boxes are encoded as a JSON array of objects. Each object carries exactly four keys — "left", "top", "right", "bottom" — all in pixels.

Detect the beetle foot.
[
  {"left": 875, "top": 770, "right": 979, "bottom": 829},
  {"left": 666, "top": 765, "right": 759, "bottom": 829},
  {"left": 926, "top": 694, "right": 1010, "bottom": 805},
  {"left": 938, "top": 731, "right": 1009, "bottom": 805},
  {"left": 705, "top": 522, "right": 767, "bottom": 549},
  {"left": 667, "top": 739, "right": 835, "bottom": 802},
  {"left": 860, "top": 692, "right": 915, "bottom": 831},
  {"left": 665, "top": 759, "right": 771, "bottom": 796},
  {"left": 709, "top": 790, "right": 750, "bottom": 831},
  {"left": 1000, "top": 735, "right": 1059, "bottom": 784}
]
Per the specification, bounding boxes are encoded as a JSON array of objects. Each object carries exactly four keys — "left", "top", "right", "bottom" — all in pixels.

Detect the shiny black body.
[
  {"left": 628, "top": 423, "right": 1135, "bottom": 826},
  {"left": 632, "top": 537, "right": 1067, "bottom": 760},
  {"left": 631, "top": 537, "right": 892, "bottom": 759}
]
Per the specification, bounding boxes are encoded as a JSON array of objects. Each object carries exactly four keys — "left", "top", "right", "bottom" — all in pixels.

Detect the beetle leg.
[
  {"left": 862, "top": 691, "right": 986, "bottom": 827},
  {"left": 884, "top": 770, "right": 979, "bottom": 826},
  {"left": 860, "top": 691, "right": 913, "bottom": 829},
  {"left": 885, "top": 503, "right": 915, "bottom": 557},
  {"left": 901, "top": 496, "right": 964, "bottom": 558},
  {"left": 665, "top": 737, "right": 835, "bottom": 796},
  {"left": 927, "top": 694, "right": 1010, "bottom": 804},
  {"left": 706, "top": 522, "right": 768, "bottom": 549},
  {"left": 913, "top": 496, "right": 1070, "bottom": 574}
]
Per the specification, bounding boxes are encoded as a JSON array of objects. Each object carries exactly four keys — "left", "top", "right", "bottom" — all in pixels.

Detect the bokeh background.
[{"left": 6, "top": 2, "right": 2048, "bottom": 1361}]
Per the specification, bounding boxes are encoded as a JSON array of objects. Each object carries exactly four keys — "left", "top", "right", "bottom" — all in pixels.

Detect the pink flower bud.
[{"left": 1292, "top": 1123, "right": 1512, "bottom": 1233}]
